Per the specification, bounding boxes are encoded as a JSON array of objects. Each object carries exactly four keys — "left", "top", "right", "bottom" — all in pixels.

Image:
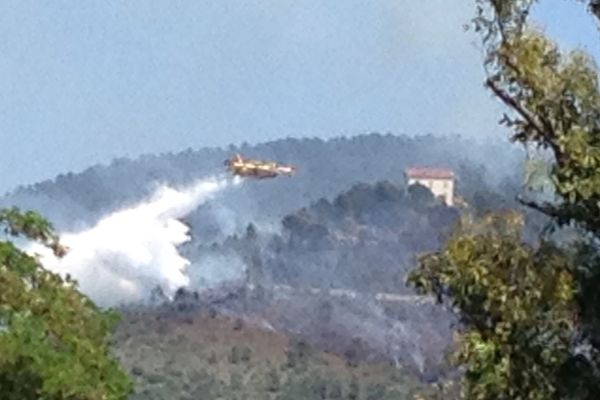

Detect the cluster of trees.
[
  {"left": 0, "top": 209, "right": 132, "bottom": 399},
  {"left": 408, "top": 1, "right": 600, "bottom": 399},
  {"left": 186, "top": 180, "right": 462, "bottom": 293}
]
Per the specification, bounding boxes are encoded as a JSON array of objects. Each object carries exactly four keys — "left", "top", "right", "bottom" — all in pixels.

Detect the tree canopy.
[
  {"left": 409, "top": 1, "right": 600, "bottom": 399},
  {"left": 0, "top": 207, "right": 132, "bottom": 399}
]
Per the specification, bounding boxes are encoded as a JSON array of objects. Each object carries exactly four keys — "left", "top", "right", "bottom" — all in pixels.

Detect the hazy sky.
[{"left": 1, "top": 1, "right": 598, "bottom": 193}]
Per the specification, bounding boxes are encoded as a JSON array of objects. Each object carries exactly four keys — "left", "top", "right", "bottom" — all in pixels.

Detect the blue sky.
[{"left": 0, "top": 1, "right": 598, "bottom": 194}]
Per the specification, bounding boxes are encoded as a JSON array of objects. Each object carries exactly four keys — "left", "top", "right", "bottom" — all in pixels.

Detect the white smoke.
[{"left": 28, "top": 175, "right": 242, "bottom": 307}]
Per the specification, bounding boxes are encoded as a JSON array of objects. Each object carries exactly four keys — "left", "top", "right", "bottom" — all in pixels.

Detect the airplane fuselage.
[{"left": 225, "top": 154, "right": 296, "bottom": 179}]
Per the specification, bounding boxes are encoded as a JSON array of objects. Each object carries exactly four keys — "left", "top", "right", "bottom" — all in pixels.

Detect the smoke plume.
[{"left": 28, "top": 175, "right": 241, "bottom": 307}]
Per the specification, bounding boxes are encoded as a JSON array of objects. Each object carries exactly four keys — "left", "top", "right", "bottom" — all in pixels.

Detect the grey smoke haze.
[
  {"left": 5, "top": 134, "right": 533, "bottom": 382},
  {"left": 3, "top": 133, "right": 529, "bottom": 309},
  {"left": 5, "top": 134, "right": 527, "bottom": 302},
  {"left": 1, "top": 134, "right": 524, "bottom": 231},
  {"left": 187, "top": 251, "right": 248, "bottom": 290}
]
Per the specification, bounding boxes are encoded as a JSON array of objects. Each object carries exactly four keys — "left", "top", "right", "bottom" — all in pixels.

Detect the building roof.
[{"left": 405, "top": 167, "right": 454, "bottom": 179}]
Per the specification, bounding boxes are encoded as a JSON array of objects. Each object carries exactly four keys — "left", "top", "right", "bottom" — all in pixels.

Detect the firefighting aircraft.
[{"left": 224, "top": 154, "right": 296, "bottom": 179}]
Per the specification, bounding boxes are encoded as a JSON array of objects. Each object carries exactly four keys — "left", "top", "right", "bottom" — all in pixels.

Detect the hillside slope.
[
  {"left": 184, "top": 181, "right": 461, "bottom": 293},
  {"left": 0, "top": 133, "right": 522, "bottom": 241},
  {"left": 112, "top": 308, "right": 458, "bottom": 400}
]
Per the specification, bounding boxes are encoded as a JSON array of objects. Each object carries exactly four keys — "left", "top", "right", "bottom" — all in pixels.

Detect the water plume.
[{"left": 28, "top": 175, "right": 241, "bottom": 307}]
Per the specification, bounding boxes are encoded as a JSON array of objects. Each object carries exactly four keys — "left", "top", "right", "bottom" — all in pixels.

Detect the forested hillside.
[
  {"left": 0, "top": 133, "right": 530, "bottom": 398},
  {"left": 184, "top": 181, "right": 461, "bottom": 293},
  {"left": 0, "top": 133, "right": 522, "bottom": 239}
]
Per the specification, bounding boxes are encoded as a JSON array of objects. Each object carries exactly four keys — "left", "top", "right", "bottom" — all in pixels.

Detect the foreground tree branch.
[{"left": 485, "top": 78, "right": 567, "bottom": 165}]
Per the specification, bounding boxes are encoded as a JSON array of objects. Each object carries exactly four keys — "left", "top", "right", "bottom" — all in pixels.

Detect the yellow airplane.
[{"left": 224, "top": 154, "right": 296, "bottom": 179}]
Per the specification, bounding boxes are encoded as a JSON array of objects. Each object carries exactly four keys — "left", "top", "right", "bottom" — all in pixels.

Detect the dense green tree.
[
  {"left": 409, "top": 212, "right": 577, "bottom": 399},
  {"left": 409, "top": 1, "right": 600, "bottom": 398},
  {"left": 0, "top": 207, "right": 133, "bottom": 399},
  {"left": 471, "top": 0, "right": 600, "bottom": 227}
]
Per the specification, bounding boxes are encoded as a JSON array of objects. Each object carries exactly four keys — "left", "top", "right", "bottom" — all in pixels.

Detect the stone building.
[{"left": 405, "top": 167, "right": 455, "bottom": 206}]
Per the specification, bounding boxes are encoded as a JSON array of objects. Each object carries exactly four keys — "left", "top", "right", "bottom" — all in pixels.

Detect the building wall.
[{"left": 408, "top": 177, "right": 454, "bottom": 206}]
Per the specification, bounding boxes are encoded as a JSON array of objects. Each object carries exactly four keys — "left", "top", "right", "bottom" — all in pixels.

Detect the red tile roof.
[{"left": 405, "top": 167, "right": 454, "bottom": 179}]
